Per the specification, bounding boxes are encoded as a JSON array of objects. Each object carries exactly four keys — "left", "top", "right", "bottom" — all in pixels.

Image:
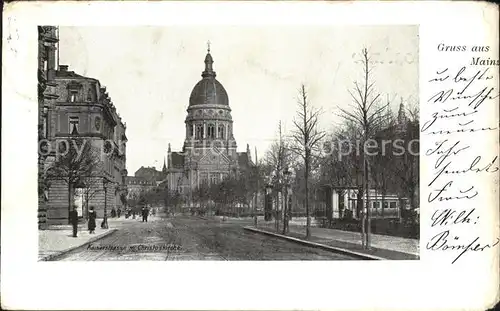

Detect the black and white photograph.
[{"left": 37, "top": 25, "right": 420, "bottom": 261}]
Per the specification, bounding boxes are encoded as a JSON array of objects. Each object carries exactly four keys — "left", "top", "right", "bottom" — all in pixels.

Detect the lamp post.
[
  {"left": 254, "top": 166, "right": 259, "bottom": 228},
  {"left": 265, "top": 183, "right": 273, "bottom": 222},
  {"left": 283, "top": 168, "right": 291, "bottom": 235},
  {"left": 102, "top": 179, "right": 109, "bottom": 229}
]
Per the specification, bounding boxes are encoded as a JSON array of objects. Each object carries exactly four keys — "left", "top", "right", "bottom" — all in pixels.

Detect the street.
[{"left": 55, "top": 216, "right": 355, "bottom": 260}]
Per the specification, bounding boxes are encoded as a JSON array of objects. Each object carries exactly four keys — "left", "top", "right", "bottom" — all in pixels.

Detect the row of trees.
[
  {"left": 133, "top": 165, "right": 264, "bottom": 217},
  {"left": 261, "top": 48, "right": 419, "bottom": 247}
]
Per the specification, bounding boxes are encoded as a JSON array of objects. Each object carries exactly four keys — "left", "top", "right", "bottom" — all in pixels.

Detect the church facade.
[{"left": 165, "top": 47, "right": 253, "bottom": 200}]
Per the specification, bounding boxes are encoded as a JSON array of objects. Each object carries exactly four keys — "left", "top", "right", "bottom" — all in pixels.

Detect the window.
[
  {"left": 200, "top": 172, "right": 208, "bottom": 184},
  {"left": 195, "top": 124, "right": 204, "bottom": 139},
  {"left": 383, "top": 202, "right": 389, "bottom": 209},
  {"left": 69, "top": 116, "right": 79, "bottom": 135},
  {"left": 373, "top": 202, "right": 380, "bottom": 209},
  {"left": 218, "top": 124, "right": 225, "bottom": 139},
  {"left": 389, "top": 202, "right": 397, "bottom": 209},
  {"left": 207, "top": 124, "right": 215, "bottom": 139},
  {"left": 42, "top": 107, "right": 49, "bottom": 138},
  {"left": 188, "top": 125, "right": 194, "bottom": 137},
  {"left": 209, "top": 173, "right": 218, "bottom": 185},
  {"left": 42, "top": 117, "right": 48, "bottom": 138}
]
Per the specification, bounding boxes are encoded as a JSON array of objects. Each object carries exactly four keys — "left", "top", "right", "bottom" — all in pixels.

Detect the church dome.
[
  {"left": 188, "top": 50, "right": 229, "bottom": 107},
  {"left": 189, "top": 78, "right": 229, "bottom": 107}
]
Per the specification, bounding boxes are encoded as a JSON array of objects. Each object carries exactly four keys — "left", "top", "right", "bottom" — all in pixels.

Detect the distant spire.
[
  {"left": 162, "top": 156, "right": 167, "bottom": 173},
  {"left": 168, "top": 143, "right": 171, "bottom": 153},
  {"left": 397, "top": 98, "right": 407, "bottom": 124}
]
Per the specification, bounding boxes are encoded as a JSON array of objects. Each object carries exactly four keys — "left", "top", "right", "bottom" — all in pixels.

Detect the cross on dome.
[{"left": 207, "top": 40, "right": 211, "bottom": 53}]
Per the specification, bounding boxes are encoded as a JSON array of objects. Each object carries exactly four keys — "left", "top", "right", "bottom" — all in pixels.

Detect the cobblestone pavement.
[{"left": 55, "top": 215, "right": 355, "bottom": 261}]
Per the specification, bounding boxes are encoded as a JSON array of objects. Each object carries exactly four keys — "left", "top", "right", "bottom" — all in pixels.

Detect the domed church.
[{"left": 164, "top": 44, "right": 254, "bottom": 197}]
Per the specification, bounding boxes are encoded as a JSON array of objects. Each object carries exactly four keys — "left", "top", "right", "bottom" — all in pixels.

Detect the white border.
[{"left": 2, "top": 2, "right": 499, "bottom": 310}]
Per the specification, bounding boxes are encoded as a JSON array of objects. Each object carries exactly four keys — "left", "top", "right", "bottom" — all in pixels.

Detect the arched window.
[
  {"left": 87, "top": 89, "right": 93, "bottom": 101},
  {"left": 188, "top": 124, "right": 194, "bottom": 138},
  {"left": 195, "top": 124, "right": 203, "bottom": 139},
  {"left": 207, "top": 124, "right": 215, "bottom": 139},
  {"left": 218, "top": 124, "right": 225, "bottom": 139}
]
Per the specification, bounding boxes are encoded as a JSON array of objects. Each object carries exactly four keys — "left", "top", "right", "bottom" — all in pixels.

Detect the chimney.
[{"left": 59, "top": 65, "right": 69, "bottom": 72}]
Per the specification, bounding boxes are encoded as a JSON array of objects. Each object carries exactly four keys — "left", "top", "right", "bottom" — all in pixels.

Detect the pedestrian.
[
  {"left": 88, "top": 206, "right": 97, "bottom": 234},
  {"left": 69, "top": 206, "right": 79, "bottom": 237},
  {"left": 144, "top": 206, "right": 150, "bottom": 222},
  {"left": 141, "top": 206, "right": 146, "bottom": 222},
  {"left": 117, "top": 208, "right": 121, "bottom": 218},
  {"left": 111, "top": 208, "right": 116, "bottom": 218}
]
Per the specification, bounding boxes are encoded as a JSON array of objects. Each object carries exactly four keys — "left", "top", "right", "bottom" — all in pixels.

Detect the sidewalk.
[
  {"left": 38, "top": 224, "right": 116, "bottom": 261},
  {"left": 254, "top": 222, "right": 419, "bottom": 260},
  {"left": 38, "top": 215, "right": 163, "bottom": 261}
]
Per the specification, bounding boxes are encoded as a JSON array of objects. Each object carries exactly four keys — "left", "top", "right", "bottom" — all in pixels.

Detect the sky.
[{"left": 58, "top": 25, "right": 418, "bottom": 175}]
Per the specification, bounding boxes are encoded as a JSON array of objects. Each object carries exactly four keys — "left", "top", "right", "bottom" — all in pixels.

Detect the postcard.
[{"left": 2, "top": 1, "right": 498, "bottom": 310}]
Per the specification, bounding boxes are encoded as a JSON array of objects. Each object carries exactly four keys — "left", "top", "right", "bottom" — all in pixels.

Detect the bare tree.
[
  {"left": 291, "top": 85, "right": 326, "bottom": 239},
  {"left": 46, "top": 138, "right": 101, "bottom": 223},
  {"left": 81, "top": 176, "right": 103, "bottom": 218},
  {"left": 337, "top": 48, "right": 389, "bottom": 249},
  {"left": 264, "top": 121, "right": 296, "bottom": 232},
  {"left": 193, "top": 180, "right": 211, "bottom": 215},
  {"left": 369, "top": 97, "right": 397, "bottom": 220}
]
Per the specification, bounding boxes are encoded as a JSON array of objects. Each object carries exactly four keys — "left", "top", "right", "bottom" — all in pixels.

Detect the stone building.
[
  {"left": 38, "top": 30, "right": 128, "bottom": 225},
  {"left": 165, "top": 47, "right": 254, "bottom": 202},
  {"left": 38, "top": 26, "right": 60, "bottom": 229},
  {"left": 125, "top": 176, "right": 156, "bottom": 201},
  {"left": 125, "top": 165, "right": 166, "bottom": 200},
  {"left": 135, "top": 165, "right": 166, "bottom": 185}
]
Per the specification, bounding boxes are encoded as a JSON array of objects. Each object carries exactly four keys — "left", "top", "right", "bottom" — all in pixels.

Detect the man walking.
[
  {"left": 142, "top": 206, "right": 149, "bottom": 222},
  {"left": 69, "top": 206, "right": 79, "bottom": 238}
]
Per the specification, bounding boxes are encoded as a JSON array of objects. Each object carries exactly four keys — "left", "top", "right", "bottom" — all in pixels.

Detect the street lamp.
[
  {"left": 253, "top": 166, "right": 259, "bottom": 228},
  {"left": 283, "top": 168, "right": 291, "bottom": 235},
  {"left": 102, "top": 179, "right": 109, "bottom": 229},
  {"left": 265, "top": 183, "right": 273, "bottom": 221}
]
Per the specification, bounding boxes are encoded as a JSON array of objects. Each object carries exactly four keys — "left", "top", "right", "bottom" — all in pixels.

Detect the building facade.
[
  {"left": 126, "top": 165, "right": 166, "bottom": 200},
  {"left": 38, "top": 26, "right": 60, "bottom": 229},
  {"left": 38, "top": 27, "right": 128, "bottom": 226},
  {"left": 327, "top": 187, "right": 405, "bottom": 220},
  {"left": 165, "top": 47, "right": 254, "bottom": 202},
  {"left": 125, "top": 176, "right": 156, "bottom": 201}
]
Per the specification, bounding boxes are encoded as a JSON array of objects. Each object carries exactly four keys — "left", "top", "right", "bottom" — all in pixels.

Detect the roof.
[
  {"left": 55, "top": 69, "right": 92, "bottom": 80},
  {"left": 237, "top": 152, "right": 254, "bottom": 170},
  {"left": 134, "top": 166, "right": 165, "bottom": 182},
  {"left": 170, "top": 152, "right": 185, "bottom": 169}
]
